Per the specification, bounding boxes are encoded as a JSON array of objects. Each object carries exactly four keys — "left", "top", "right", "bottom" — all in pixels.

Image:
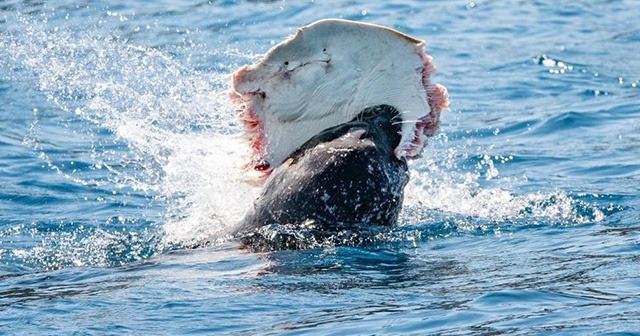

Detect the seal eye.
[
  {"left": 284, "top": 61, "right": 289, "bottom": 66},
  {"left": 323, "top": 48, "right": 326, "bottom": 52}
]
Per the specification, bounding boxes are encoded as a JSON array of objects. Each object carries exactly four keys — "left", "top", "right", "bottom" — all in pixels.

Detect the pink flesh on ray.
[{"left": 395, "top": 47, "right": 449, "bottom": 159}]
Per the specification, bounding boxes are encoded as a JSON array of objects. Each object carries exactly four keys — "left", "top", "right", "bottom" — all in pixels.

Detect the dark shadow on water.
[
  {"left": 252, "top": 241, "right": 469, "bottom": 293},
  {"left": 239, "top": 242, "right": 474, "bottom": 334}
]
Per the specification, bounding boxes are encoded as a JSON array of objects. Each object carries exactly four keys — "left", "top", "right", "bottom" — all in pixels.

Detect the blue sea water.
[{"left": 1, "top": 0, "right": 639, "bottom": 334}]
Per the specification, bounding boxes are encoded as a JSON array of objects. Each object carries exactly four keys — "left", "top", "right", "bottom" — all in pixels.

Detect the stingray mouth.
[{"left": 229, "top": 85, "right": 272, "bottom": 176}]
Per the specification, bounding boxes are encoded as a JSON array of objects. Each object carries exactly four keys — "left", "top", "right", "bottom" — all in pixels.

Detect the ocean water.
[{"left": 1, "top": 0, "right": 639, "bottom": 334}]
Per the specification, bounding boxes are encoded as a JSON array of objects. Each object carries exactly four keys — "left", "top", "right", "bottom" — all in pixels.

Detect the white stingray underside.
[{"left": 230, "top": 18, "right": 448, "bottom": 177}]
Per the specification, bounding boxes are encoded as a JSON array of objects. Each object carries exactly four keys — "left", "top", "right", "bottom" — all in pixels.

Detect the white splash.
[
  {"left": 1, "top": 14, "right": 258, "bottom": 253},
  {"left": 401, "top": 145, "right": 605, "bottom": 228}
]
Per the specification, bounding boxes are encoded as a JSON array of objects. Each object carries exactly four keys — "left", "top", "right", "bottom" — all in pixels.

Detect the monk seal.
[{"left": 233, "top": 105, "right": 409, "bottom": 249}]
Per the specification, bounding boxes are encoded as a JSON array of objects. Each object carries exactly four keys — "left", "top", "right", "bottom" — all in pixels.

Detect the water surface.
[{"left": 1, "top": 0, "right": 639, "bottom": 334}]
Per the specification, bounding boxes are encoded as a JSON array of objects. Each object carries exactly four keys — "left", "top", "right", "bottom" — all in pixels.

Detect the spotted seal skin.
[{"left": 233, "top": 105, "right": 409, "bottom": 249}]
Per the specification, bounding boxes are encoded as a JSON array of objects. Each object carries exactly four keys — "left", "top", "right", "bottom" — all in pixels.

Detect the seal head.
[{"left": 235, "top": 105, "right": 410, "bottom": 242}]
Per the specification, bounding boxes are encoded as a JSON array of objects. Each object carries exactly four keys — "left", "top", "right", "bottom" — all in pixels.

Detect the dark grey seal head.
[{"left": 233, "top": 105, "right": 409, "bottom": 250}]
